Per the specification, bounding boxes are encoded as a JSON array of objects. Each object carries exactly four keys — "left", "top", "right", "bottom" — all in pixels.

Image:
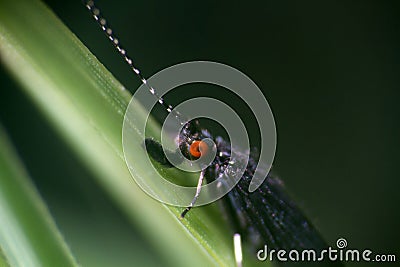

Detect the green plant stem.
[{"left": 0, "top": 126, "right": 78, "bottom": 267}]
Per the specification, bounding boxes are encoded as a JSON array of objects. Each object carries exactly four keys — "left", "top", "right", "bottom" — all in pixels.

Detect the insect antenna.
[
  {"left": 84, "top": 0, "right": 207, "bottom": 218},
  {"left": 83, "top": 0, "right": 185, "bottom": 125}
]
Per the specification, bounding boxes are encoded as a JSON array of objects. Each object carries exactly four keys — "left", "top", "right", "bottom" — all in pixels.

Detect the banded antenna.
[{"left": 84, "top": 0, "right": 185, "bottom": 125}]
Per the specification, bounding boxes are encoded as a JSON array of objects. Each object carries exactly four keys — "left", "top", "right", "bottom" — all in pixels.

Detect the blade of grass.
[
  {"left": 0, "top": 0, "right": 237, "bottom": 266},
  {"left": 0, "top": 125, "right": 78, "bottom": 267},
  {"left": 0, "top": 247, "right": 10, "bottom": 267}
]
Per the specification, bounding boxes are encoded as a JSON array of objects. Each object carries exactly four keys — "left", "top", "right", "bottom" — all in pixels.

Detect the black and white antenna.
[
  {"left": 84, "top": 0, "right": 185, "bottom": 125},
  {"left": 84, "top": 0, "right": 205, "bottom": 219}
]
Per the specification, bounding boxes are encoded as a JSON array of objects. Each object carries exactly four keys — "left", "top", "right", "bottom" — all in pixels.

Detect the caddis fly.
[{"left": 83, "top": 1, "right": 343, "bottom": 266}]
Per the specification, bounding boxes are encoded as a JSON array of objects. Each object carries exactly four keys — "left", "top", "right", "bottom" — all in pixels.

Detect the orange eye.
[{"left": 189, "top": 140, "right": 208, "bottom": 158}]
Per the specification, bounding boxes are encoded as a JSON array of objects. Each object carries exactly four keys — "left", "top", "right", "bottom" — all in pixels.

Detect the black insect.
[
  {"left": 84, "top": 1, "right": 343, "bottom": 266},
  {"left": 145, "top": 121, "right": 342, "bottom": 267}
]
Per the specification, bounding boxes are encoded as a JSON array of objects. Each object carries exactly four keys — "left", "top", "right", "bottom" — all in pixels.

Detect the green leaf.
[
  {"left": 0, "top": 126, "right": 78, "bottom": 267},
  {"left": 0, "top": 0, "right": 241, "bottom": 266},
  {"left": 0, "top": 245, "right": 10, "bottom": 267}
]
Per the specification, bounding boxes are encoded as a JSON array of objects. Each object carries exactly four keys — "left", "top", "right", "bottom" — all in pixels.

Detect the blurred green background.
[{"left": 0, "top": 0, "right": 399, "bottom": 266}]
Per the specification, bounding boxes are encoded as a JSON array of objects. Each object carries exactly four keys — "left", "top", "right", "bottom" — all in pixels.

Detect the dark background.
[{"left": 1, "top": 0, "right": 399, "bottom": 266}]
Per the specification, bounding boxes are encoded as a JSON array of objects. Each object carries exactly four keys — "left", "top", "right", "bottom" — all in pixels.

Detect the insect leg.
[
  {"left": 180, "top": 169, "right": 206, "bottom": 219},
  {"left": 233, "top": 233, "right": 243, "bottom": 267}
]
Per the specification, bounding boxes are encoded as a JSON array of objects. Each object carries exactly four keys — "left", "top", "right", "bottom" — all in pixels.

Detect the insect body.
[
  {"left": 146, "top": 119, "right": 343, "bottom": 266},
  {"left": 147, "top": 121, "right": 327, "bottom": 248},
  {"left": 84, "top": 1, "right": 343, "bottom": 266},
  {"left": 145, "top": 117, "right": 342, "bottom": 266}
]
